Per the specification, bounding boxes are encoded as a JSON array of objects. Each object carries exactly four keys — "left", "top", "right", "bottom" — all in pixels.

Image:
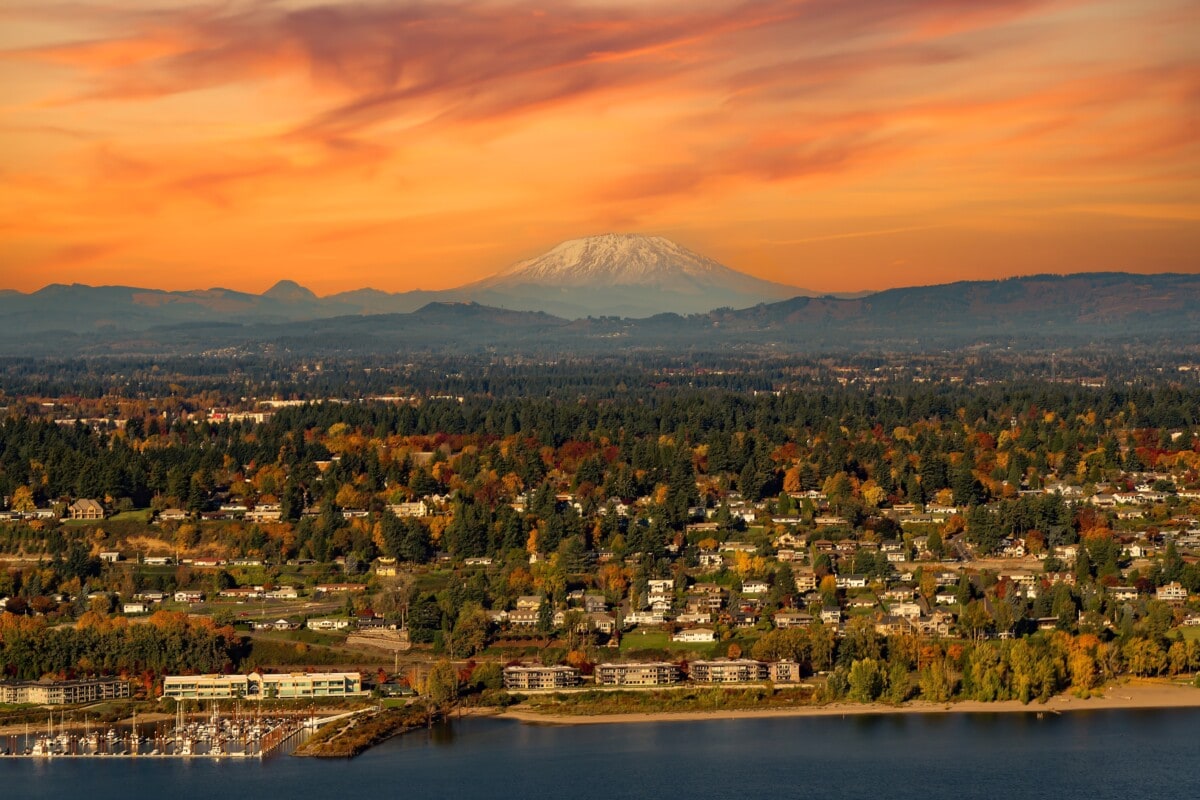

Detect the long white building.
[
  {"left": 0, "top": 678, "right": 129, "bottom": 705},
  {"left": 162, "top": 671, "right": 363, "bottom": 701}
]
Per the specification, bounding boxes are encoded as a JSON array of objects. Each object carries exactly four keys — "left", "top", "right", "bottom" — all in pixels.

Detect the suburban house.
[
  {"left": 836, "top": 573, "right": 869, "bottom": 589},
  {"left": 507, "top": 609, "right": 540, "bottom": 627},
  {"left": 245, "top": 505, "right": 282, "bottom": 523},
  {"left": 251, "top": 618, "right": 296, "bottom": 632},
  {"left": 794, "top": 572, "right": 818, "bottom": 592},
  {"left": 314, "top": 583, "right": 367, "bottom": 595},
  {"left": 773, "top": 610, "right": 813, "bottom": 629},
  {"left": 307, "top": 617, "right": 353, "bottom": 631},
  {"left": 875, "top": 615, "right": 916, "bottom": 636},
  {"left": 67, "top": 499, "right": 105, "bottom": 520},
  {"left": 220, "top": 587, "right": 264, "bottom": 601},
  {"left": 672, "top": 627, "right": 716, "bottom": 642},
  {"left": 820, "top": 605, "right": 842, "bottom": 624},
  {"left": 1157, "top": 582, "right": 1188, "bottom": 604},
  {"left": 387, "top": 501, "right": 428, "bottom": 518},
  {"left": 583, "top": 593, "right": 608, "bottom": 613}
]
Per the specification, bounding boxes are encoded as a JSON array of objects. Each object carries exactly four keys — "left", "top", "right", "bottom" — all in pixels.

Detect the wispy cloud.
[{"left": 1, "top": 0, "right": 1196, "bottom": 292}]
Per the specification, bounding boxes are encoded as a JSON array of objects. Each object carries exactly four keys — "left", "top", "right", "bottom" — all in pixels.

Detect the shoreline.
[{"left": 498, "top": 681, "right": 1200, "bottom": 726}]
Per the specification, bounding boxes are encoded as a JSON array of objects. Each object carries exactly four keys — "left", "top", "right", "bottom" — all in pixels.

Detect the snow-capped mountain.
[
  {"left": 0, "top": 234, "right": 818, "bottom": 332},
  {"left": 477, "top": 234, "right": 765, "bottom": 287},
  {"left": 465, "top": 233, "right": 811, "bottom": 316}
]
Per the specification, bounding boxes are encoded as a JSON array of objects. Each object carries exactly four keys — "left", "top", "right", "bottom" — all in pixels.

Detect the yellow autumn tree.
[
  {"left": 10, "top": 485, "right": 35, "bottom": 512},
  {"left": 335, "top": 482, "right": 367, "bottom": 510},
  {"left": 597, "top": 563, "right": 630, "bottom": 595},
  {"left": 783, "top": 465, "right": 804, "bottom": 494},
  {"left": 860, "top": 480, "right": 886, "bottom": 508}
]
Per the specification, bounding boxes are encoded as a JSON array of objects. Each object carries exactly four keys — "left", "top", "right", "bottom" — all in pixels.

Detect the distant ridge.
[
  {"left": 2, "top": 239, "right": 1198, "bottom": 352},
  {"left": 0, "top": 233, "right": 827, "bottom": 325}
]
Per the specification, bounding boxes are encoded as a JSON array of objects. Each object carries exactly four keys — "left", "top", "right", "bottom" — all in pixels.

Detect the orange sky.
[{"left": 1, "top": 0, "right": 1197, "bottom": 295}]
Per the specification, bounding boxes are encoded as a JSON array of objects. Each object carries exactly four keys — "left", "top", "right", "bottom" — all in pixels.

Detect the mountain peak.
[
  {"left": 482, "top": 233, "right": 739, "bottom": 288},
  {"left": 262, "top": 280, "right": 317, "bottom": 302},
  {"left": 457, "top": 233, "right": 813, "bottom": 317}
]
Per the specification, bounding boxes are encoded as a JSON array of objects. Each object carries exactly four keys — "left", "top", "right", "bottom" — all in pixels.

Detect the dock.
[{"left": 1, "top": 706, "right": 309, "bottom": 759}]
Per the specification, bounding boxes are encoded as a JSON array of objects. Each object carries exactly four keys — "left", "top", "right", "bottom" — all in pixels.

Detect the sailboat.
[
  {"left": 82, "top": 715, "right": 99, "bottom": 753},
  {"left": 54, "top": 710, "right": 71, "bottom": 753},
  {"left": 30, "top": 716, "right": 54, "bottom": 757}
]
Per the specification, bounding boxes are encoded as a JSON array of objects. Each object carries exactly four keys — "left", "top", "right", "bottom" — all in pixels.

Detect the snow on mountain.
[{"left": 474, "top": 233, "right": 801, "bottom": 295}]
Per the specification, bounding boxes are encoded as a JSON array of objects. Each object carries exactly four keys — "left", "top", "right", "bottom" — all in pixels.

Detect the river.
[{"left": 5, "top": 708, "right": 1197, "bottom": 799}]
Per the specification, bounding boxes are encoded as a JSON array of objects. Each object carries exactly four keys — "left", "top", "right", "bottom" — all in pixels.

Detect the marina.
[{"left": 1, "top": 705, "right": 310, "bottom": 759}]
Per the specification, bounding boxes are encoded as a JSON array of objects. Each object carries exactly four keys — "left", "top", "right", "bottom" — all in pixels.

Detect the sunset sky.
[{"left": 1, "top": 0, "right": 1197, "bottom": 295}]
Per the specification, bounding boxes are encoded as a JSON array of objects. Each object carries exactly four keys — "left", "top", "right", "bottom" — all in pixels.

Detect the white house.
[
  {"left": 306, "top": 617, "right": 353, "bottom": 631},
  {"left": 1157, "top": 582, "right": 1188, "bottom": 603},
  {"left": 672, "top": 628, "right": 716, "bottom": 643}
]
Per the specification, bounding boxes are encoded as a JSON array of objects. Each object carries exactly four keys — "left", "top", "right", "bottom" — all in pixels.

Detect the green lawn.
[
  {"left": 381, "top": 697, "right": 414, "bottom": 708},
  {"left": 1179, "top": 626, "right": 1200, "bottom": 642},
  {"left": 249, "top": 628, "right": 347, "bottom": 646},
  {"left": 110, "top": 509, "right": 152, "bottom": 523},
  {"left": 414, "top": 570, "right": 454, "bottom": 592},
  {"left": 619, "top": 629, "right": 670, "bottom": 651},
  {"left": 619, "top": 629, "right": 726, "bottom": 655}
]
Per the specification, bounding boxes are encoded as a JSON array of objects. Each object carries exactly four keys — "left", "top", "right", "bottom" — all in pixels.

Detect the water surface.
[{"left": 5, "top": 709, "right": 1196, "bottom": 800}]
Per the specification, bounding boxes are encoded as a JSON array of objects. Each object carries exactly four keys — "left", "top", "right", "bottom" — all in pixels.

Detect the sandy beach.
[{"left": 499, "top": 681, "right": 1200, "bottom": 726}]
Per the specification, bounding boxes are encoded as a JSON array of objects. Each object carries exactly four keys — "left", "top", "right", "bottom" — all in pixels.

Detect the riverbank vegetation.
[
  {"left": 294, "top": 706, "right": 430, "bottom": 758},
  {"left": 518, "top": 686, "right": 819, "bottom": 716}
]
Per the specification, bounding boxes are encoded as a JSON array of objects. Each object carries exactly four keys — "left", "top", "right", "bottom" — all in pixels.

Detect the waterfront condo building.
[
  {"left": 0, "top": 678, "right": 129, "bottom": 705},
  {"left": 688, "top": 659, "right": 769, "bottom": 683},
  {"left": 594, "top": 662, "right": 681, "bottom": 686},
  {"left": 502, "top": 665, "right": 582, "bottom": 690},
  {"left": 162, "top": 671, "right": 363, "bottom": 701}
]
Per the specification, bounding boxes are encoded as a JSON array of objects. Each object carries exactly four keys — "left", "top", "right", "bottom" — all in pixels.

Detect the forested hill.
[
  {"left": 723, "top": 272, "right": 1199, "bottom": 336},
  {"left": 2, "top": 272, "right": 1198, "bottom": 356}
]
